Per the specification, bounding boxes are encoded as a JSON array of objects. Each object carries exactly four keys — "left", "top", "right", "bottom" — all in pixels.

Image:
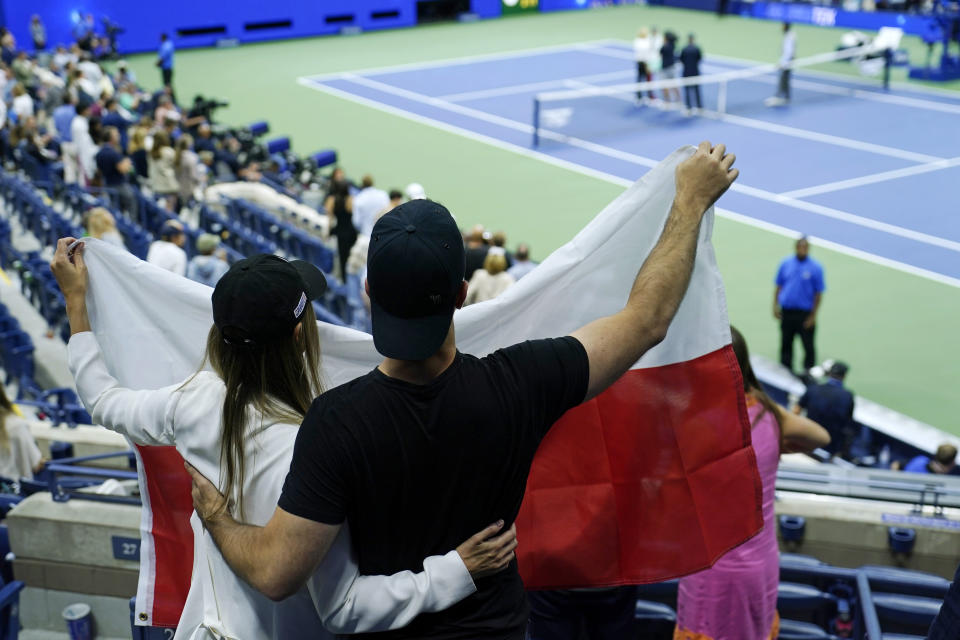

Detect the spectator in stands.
[
  {"left": 325, "top": 178, "right": 356, "bottom": 282},
  {"left": 84, "top": 207, "right": 125, "bottom": 249},
  {"left": 0, "top": 386, "right": 44, "bottom": 481},
  {"left": 30, "top": 16, "right": 47, "bottom": 51},
  {"left": 680, "top": 34, "right": 703, "bottom": 112},
  {"left": 174, "top": 134, "right": 204, "bottom": 208},
  {"left": 186, "top": 234, "right": 229, "bottom": 287},
  {"left": 70, "top": 98, "right": 98, "bottom": 186},
  {"left": 902, "top": 444, "right": 958, "bottom": 475},
  {"left": 795, "top": 361, "right": 854, "bottom": 459},
  {"left": 405, "top": 182, "right": 426, "bottom": 200},
  {"left": 11, "top": 52, "right": 35, "bottom": 91},
  {"left": 194, "top": 122, "right": 216, "bottom": 153},
  {"left": 74, "top": 14, "right": 96, "bottom": 51},
  {"left": 766, "top": 23, "right": 796, "bottom": 107},
  {"left": 11, "top": 84, "right": 33, "bottom": 121},
  {"left": 675, "top": 326, "right": 829, "bottom": 640},
  {"left": 101, "top": 97, "right": 133, "bottom": 150},
  {"left": 128, "top": 125, "right": 149, "bottom": 181},
  {"left": 157, "top": 34, "right": 175, "bottom": 94},
  {"left": 148, "top": 130, "right": 179, "bottom": 212},
  {"left": 464, "top": 225, "right": 489, "bottom": 281},
  {"left": 146, "top": 219, "right": 187, "bottom": 276},
  {"left": 0, "top": 32, "right": 15, "bottom": 67},
  {"left": 774, "top": 236, "right": 824, "bottom": 378},
  {"left": 633, "top": 27, "right": 657, "bottom": 103},
  {"left": 465, "top": 252, "right": 516, "bottom": 306},
  {"left": 114, "top": 60, "right": 136, "bottom": 86},
  {"left": 186, "top": 142, "right": 740, "bottom": 640},
  {"left": 53, "top": 94, "right": 76, "bottom": 142},
  {"left": 507, "top": 244, "right": 536, "bottom": 281},
  {"left": 95, "top": 126, "right": 137, "bottom": 215},
  {"left": 51, "top": 241, "right": 512, "bottom": 639},
  {"left": 492, "top": 231, "right": 513, "bottom": 268},
  {"left": 353, "top": 175, "right": 390, "bottom": 237},
  {"left": 381, "top": 189, "right": 403, "bottom": 218}
]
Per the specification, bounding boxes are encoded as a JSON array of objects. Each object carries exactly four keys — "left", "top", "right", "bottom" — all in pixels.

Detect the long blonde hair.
[
  {"left": 197, "top": 305, "right": 324, "bottom": 517},
  {"left": 85, "top": 207, "right": 117, "bottom": 239},
  {"left": 0, "top": 385, "right": 15, "bottom": 452}
]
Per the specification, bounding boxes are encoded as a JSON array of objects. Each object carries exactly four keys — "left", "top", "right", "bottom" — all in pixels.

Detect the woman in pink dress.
[{"left": 674, "top": 326, "right": 830, "bottom": 640}]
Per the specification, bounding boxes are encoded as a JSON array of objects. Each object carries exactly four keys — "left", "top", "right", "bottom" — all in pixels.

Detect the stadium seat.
[
  {"left": 635, "top": 599, "right": 676, "bottom": 640},
  {"left": 872, "top": 593, "right": 943, "bottom": 634},
  {"left": 861, "top": 565, "right": 951, "bottom": 598},
  {"left": 880, "top": 635, "right": 926, "bottom": 640},
  {"left": 777, "top": 618, "right": 837, "bottom": 640},
  {"left": 777, "top": 582, "right": 838, "bottom": 626},
  {"left": 248, "top": 121, "right": 270, "bottom": 137},
  {"left": 0, "top": 576, "right": 24, "bottom": 640},
  {"left": 266, "top": 137, "right": 291, "bottom": 155},
  {"left": 781, "top": 553, "right": 827, "bottom": 568},
  {"left": 635, "top": 579, "right": 679, "bottom": 608}
]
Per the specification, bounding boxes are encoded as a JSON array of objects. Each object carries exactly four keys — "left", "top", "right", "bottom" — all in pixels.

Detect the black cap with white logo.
[
  {"left": 367, "top": 200, "right": 465, "bottom": 360},
  {"left": 212, "top": 254, "right": 327, "bottom": 346}
]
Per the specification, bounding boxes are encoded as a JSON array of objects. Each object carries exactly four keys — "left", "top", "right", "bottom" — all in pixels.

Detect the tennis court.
[{"left": 299, "top": 39, "right": 960, "bottom": 286}]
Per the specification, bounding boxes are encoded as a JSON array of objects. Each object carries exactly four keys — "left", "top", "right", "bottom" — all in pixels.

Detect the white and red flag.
[{"left": 81, "top": 147, "right": 761, "bottom": 626}]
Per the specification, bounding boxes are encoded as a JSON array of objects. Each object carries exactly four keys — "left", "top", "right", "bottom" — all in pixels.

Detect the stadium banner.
[{"left": 80, "top": 145, "right": 761, "bottom": 623}]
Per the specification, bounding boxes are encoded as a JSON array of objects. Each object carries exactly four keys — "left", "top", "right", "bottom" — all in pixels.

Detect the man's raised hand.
[{"left": 675, "top": 141, "right": 739, "bottom": 220}]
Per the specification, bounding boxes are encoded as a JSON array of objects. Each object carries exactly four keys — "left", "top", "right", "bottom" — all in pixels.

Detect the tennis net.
[{"left": 531, "top": 43, "right": 888, "bottom": 147}]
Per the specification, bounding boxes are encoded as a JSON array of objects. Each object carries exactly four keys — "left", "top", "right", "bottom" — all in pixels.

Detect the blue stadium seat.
[
  {"left": 861, "top": 565, "right": 951, "bottom": 599},
  {"left": 778, "top": 618, "right": 837, "bottom": 640},
  {"left": 635, "top": 579, "right": 678, "bottom": 608},
  {"left": 634, "top": 599, "right": 676, "bottom": 622},
  {"left": 777, "top": 582, "right": 838, "bottom": 626},
  {"left": 266, "top": 137, "right": 290, "bottom": 155},
  {"left": 0, "top": 575, "right": 24, "bottom": 640},
  {"left": 872, "top": 593, "right": 943, "bottom": 634},
  {"left": 247, "top": 121, "right": 270, "bottom": 137},
  {"left": 880, "top": 635, "right": 926, "bottom": 640}
]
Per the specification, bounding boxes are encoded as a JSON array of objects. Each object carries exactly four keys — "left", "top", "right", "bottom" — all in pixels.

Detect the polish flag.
[{"left": 81, "top": 146, "right": 760, "bottom": 625}]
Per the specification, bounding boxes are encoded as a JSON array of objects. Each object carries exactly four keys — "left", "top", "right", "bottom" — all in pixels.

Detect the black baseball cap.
[
  {"left": 212, "top": 254, "right": 327, "bottom": 346},
  {"left": 829, "top": 361, "right": 849, "bottom": 378},
  {"left": 367, "top": 200, "right": 465, "bottom": 360}
]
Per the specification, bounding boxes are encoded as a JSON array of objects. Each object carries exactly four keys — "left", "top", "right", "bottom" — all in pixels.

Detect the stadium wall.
[{"left": 3, "top": 0, "right": 504, "bottom": 54}]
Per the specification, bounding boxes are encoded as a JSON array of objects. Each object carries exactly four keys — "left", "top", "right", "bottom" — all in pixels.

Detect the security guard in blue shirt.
[{"left": 774, "top": 237, "right": 825, "bottom": 375}]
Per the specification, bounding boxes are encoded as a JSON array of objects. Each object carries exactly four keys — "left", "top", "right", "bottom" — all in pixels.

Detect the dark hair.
[
  {"left": 936, "top": 444, "right": 958, "bottom": 466},
  {"left": 516, "top": 244, "right": 530, "bottom": 261},
  {"left": 730, "top": 326, "right": 784, "bottom": 450},
  {"left": 389, "top": 189, "right": 403, "bottom": 200},
  {"left": 100, "top": 125, "right": 118, "bottom": 144},
  {"left": 196, "top": 305, "right": 324, "bottom": 518}
]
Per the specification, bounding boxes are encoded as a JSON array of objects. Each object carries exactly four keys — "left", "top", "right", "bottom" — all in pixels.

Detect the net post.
[
  {"left": 718, "top": 80, "right": 728, "bottom": 114},
  {"left": 532, "top": 97, "right": 541, "bottom": 147}
]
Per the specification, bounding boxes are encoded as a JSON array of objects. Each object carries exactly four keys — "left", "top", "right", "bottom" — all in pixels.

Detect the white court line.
[
  {"left": 440, "top": 68, "right": 633, "bottom": 102},
  {"left": 332, "top": 73, "right": 960, "bottom": 254},
  {"left": 295, "top": 76, "right": 960, "bottom": 289},
  {"left": 299, "top": 39, "right": 623, "bottom": 83},
  {"left": 782, "top": 157, "right": 960, "bottom": 198},
  {"left": 587, "top": 45, "right": 960, "bottom": 115}
]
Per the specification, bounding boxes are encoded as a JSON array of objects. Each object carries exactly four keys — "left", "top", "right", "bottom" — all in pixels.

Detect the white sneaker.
[{"left": 764, "top": 96, "right": 786, "bottom": 107}]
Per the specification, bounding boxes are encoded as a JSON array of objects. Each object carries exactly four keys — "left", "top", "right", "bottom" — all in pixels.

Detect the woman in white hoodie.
[{"left": 50, "top": 240, "right": 516, "bottom": 640}]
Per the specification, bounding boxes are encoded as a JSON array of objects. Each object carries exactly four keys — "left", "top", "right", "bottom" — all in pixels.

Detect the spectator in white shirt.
[
  {"left": 70, "top": 99, "right": 97, "bottom": 185},
  {"left": 352, "top": 175, "right": 390, "bottom": 237},
  {"left": 11, "top": 84, "right": 33, "bottom": 120},
  {"left": 0, "top": 386, "right": 44, "bottom": 481},
  {"left": 767, "top": 23, "right": 796, "bottom": 107},
  {"left": 146, "top": 219, "right": 188, "bottom": 276},
  {"left": 507, "top": 243, "right": 537, "bottom": 281},
  {"left": 465, "top": 252, "right": 516, "bottom": 306}
]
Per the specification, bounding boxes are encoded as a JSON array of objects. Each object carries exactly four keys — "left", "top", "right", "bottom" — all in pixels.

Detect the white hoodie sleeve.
[
  {"left": 67, "top": 331, "right": 182, "bottom": 446},
  {"left": 311, "top": 525, "right": 477, "bottom": 633}
]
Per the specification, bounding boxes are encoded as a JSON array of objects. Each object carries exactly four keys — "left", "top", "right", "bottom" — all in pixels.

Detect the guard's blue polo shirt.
[
  {"left": 775, "top": 256, "right": 825, "bottom": 311},
  {"left": 158, "top": 41, "right": 174, "bottom": 70}
]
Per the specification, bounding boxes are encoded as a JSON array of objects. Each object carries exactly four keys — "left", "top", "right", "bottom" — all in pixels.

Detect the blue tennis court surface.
[{"left": 298, "top": 40, "right": 960, "bottom": 286}]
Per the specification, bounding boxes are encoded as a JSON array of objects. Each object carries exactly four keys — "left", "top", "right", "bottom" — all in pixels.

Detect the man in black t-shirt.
[
  {"left": 187, "top": 142, "right": 740, "bottom": 639},
  {"left": 95, "top": 127, "right": 136, "bottom": 215}
]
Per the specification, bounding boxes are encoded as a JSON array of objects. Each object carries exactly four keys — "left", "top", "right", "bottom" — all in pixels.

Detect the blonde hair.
[
  {"left": 129, "top": 127, "right": 148, "bottom": 153},
  {"left": 483, "top": 252, "right": 507, "bottom": 276},
  {"left": 86, "top": 207, "right": 117, "bottom": 239},
  {"left": 638, "top": 27, "right": 649, "bottom": 38}
]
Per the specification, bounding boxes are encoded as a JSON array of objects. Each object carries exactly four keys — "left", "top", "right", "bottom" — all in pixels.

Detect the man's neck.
[{"left": 378, "top": 326, "right": 458, "bottom": 385}]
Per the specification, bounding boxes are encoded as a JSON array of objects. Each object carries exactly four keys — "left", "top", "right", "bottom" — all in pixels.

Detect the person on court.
[{"left": 187, "top": 141, "right": 740, "bottom": 639}]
